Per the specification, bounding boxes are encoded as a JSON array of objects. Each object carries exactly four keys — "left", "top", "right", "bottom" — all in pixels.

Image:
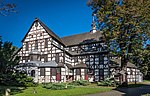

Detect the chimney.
[{"left": 90, "top": 13, "right": 97, "bottom": 33}]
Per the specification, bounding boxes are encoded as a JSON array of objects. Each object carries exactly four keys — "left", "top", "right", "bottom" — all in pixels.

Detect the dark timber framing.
[{"left": 17, "top": 18, "right": 143, "bottom": 83}]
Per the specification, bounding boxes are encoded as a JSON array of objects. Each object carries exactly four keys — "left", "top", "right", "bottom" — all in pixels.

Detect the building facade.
[{"left": 17, "top": 18, "right": 143, "bottom": 83}]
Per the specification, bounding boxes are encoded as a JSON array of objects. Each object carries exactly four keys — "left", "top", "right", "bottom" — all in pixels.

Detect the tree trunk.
[
  {"left": 120, "top": 41, "right": 128, "bottom": 86},
  {"left": 121, "top": 52, "right": 128, "bottom": 86}
]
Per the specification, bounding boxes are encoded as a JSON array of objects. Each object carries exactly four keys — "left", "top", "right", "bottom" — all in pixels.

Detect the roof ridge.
[{"left": 61, "top": 32, "right": 90, "bottom": 38}]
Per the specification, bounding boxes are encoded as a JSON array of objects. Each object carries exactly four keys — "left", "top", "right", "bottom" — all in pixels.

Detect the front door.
[
  {"left": 56, "top": 68, "right": 61, "bottom": 81},
  {"left": 85, "top": 69, "right": 88, "bottom": 80}
]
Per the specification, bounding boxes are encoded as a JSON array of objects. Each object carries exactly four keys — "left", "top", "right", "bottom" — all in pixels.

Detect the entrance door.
[
  {"left": 56, "top": 68, "right": 61, "bottom": 81},
  {"left": 85, "top": 69, "right": 88, "bottom": 80}
]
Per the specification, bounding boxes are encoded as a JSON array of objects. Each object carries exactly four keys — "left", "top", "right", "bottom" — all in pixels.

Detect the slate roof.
[
  {"left": 16, "top": 61, "right": 42, "bottom": 67},
  {"left": 21, "top": 18, "right": 104, "bottom": 47},
  {"left": 66, "top": 63, "right": 73, "bottom": 69},
  {"left": 65, "top": 62, "right": 87, "bottom": 69},
  {"left": 72, "top": 62, "right": 87, "bottom": 69},
  {"left": 111, "top": 58, "right": 137, "bottom": 68},
  {"left": 67, "top": 50, "right": 108, "bottom": 56},
  {"left": 61, "top": 31, "right": 103, "bottom": 46},
  {"left": 16, "top": 61, "right": 64, "bottom": 68},
  {"left": 40, "top": 61, "right": 58, "bottom": 67}
]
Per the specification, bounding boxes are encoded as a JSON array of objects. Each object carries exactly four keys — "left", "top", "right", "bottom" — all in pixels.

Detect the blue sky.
[{"left": 0, "top": 0, "right": 93, "bottom": 47}]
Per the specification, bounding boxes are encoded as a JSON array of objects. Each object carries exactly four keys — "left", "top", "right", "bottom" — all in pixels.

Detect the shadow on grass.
[
  {"left": 0, "top": 86, "right": 26, "bottom": 96},
  {"left": 113, "top": 83, "right": 150, "bottom": 96}
]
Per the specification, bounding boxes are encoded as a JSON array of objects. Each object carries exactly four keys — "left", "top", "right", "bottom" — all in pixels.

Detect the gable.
[
  {"left": 25, "top": 23, "right": 50, "bottom": 42},
  {"left": 21, "top": 18, "right": 65, "bottom": 46}
]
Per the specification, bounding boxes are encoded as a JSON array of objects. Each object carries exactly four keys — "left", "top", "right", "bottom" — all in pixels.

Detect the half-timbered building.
[
  {"left": 110, "top": 57, "right": 143, "bottom": 83},
  {"left": 17, "top": 18, "right": 143, "bottom": 83}
]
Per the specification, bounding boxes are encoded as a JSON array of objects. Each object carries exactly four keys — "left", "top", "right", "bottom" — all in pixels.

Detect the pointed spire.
[{"left": 90, "top": 13, "right": 97, "bottom": 33}]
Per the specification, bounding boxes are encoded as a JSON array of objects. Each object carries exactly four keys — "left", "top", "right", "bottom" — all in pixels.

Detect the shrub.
[
  {"left": 69, "top": 80, "right": 90, "bottom": 86},
  {"left": 68, "top": 81, "right": 80, "bottom": 86},
  {"left": 42, "top": 83, "right": 52, "bottom": 89},
  {"left": 67, "top": 85, "right": 75, "bottom": 89},
  {"left": 16, "top": 74, "right": 38, "bottom": 87},
  {"left": 0, "top": 71, "right": 37, "bottom": 87},
  {"left": 97, "top": 77, "right": 119, "bottom": 87},
  {"left": 43, "top": 83, "right": 75, "bottom": 90},
  {"left": 51, "top": 83, "right": 66, "bottom": 90}
]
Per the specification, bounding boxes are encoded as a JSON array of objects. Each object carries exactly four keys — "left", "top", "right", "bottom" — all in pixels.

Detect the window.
[
  {"left": 55, "top": 53, "right": 59, "bottom": 63},
  {"left": 51, "top": 68, "right": 56, "bottom": 76},
  {"left": 31, "top": 70, "right": 35, "bottom": 77},
  {"left": 44, "top": 55, "right": 48, "bottom": 62},
  {"left": 40, "top": 54, "right": 48, "bottom": 62},
  {"left": 69, "top": 47, "right": 72, "bottom": 51},
  {"left": 99, "top": 69, "right": 104, "bottom": 75},
  {"left": 40, "top": 68, "right": 45, "bottom": 76},
  {"left": 45, "top": 38, "right": 48, "bottom": 48},
  {"left": 30, "top": 56, "right": 33, "bottom": 61},
  {"left": 74, "top": 57, "right": 78, "bottom": 63},
  {"left": 76, "top": 69, "right": 81, "bottom": 75},
  {"left": 35, "top": 40, "right": 38, "bottom": 49},
  {"left": 40, "top": 33, "right": 42, "bottom": 36},
  {"left": 88, "top": 69, "right": 93, "bottom": 74},
  {"left": 30, "top": 54, "right": 38, "bottom": 61},
  {"left": 69, "top": 69, "right": 73, "bottom": 73},
  {"left": 25, "top": 56, "right": 29, "bottom": 62},
  {"left": 26, "top": 42, "right": 29, "bottom": 51}
]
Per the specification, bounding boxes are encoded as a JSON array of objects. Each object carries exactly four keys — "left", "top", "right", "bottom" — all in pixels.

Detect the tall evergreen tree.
[{"left": 0, "top": 36, "right": 20, "bottom": 84}]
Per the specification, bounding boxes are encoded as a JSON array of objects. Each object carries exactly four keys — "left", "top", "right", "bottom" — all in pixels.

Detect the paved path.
[{"left": 84, "top": 84, "right": 150, "bottom": 96}]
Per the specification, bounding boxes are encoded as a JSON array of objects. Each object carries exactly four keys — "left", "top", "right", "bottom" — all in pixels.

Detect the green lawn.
[
  {"left": 7, "top": 85, "right": 113, "bottom": 96},
  {"left": 143, "top": 80, "right": 150, "bottom": 82},
  {"left": 0, "top": 86, "right": 23, "bottom": 96}
]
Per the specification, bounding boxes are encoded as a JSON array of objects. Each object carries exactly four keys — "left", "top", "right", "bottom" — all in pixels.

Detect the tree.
[
  {"left": 131, "top": 45, "right": 150, "bottom": 79},
  {"left": 0, "top": 0, "right": 16, "bottom": 16},
  {"left": 0, "top": 36, "right": 20, "bottom": 85},
  {"left": 0, "top": 36, "right": 20, "bottom": 74},
  {"left": 88, "top": 0, "right": 150, "bottom": 84},
  {"left": 0, "top": 37, "right": 36, "bottom": 88}
]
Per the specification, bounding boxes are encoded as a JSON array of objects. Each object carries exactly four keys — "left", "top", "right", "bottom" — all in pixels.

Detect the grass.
[
  {"left": 2, "top": 80, "right": 149, "bottom": 96},
  {"left": 142, "top": 94, "right": 150, "bottom": 96},
  {"left": 8, "top": 85, "right": 113, "bottom": 96},
  {"left": 144, "top": 80, "right": 150, "bottom": 82},
  {"left": 0, "top": 86, "right": 25, "bottom": 96}
]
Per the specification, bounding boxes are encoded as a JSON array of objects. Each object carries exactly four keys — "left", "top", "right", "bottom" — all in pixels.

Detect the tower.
[{"left": 90, "top": 13, "right": 97, "bottom": 33}]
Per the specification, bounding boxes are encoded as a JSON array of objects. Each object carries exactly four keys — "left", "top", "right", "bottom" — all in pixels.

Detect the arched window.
[{"left": 31, "top": 70, "right": 35, "bottom": 77}]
